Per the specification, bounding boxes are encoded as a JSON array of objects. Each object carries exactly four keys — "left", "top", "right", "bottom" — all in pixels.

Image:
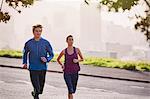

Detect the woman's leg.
[
  {"left": 71, "top": 73, "right": 79, "bottom": 93},
  {"left": 64, "top": 73, "right": 74, "bottom": 99},
  {"left": 68, "top": 93, "right": 73, "bottom": 99},
  {"left": 68, "top": 73, "right": 78, "bottom": 99}
]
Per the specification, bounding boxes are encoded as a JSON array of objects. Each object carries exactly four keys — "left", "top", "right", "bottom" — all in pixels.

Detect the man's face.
[{"left": 33, "top": 27, "right": 42, "bottom": 38}]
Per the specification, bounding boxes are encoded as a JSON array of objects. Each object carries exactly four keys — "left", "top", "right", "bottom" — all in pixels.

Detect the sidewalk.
[{"left": 0, "top": 57, "right": 150, "bottom": 83}]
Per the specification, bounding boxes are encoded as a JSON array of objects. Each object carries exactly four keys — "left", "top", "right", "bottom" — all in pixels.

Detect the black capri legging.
[{"left": 64, "top": 72, "right": 79, "bottom": 94}]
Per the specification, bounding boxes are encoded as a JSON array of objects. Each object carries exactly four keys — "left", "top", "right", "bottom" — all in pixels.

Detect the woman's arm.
[
  {"left": 77, "top": 48, "right": 84, "bottom": 62},
  {"left": 57, "top": 50, "right": 65, "bottom": 70}
]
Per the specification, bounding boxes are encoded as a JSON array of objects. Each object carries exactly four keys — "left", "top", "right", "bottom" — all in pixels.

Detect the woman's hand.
[
  {"left": 73, "top": 59, "right": 79, "bottom": 63},
  {"left": 61, "top": 65, "right": 65, "bottom": 71}
]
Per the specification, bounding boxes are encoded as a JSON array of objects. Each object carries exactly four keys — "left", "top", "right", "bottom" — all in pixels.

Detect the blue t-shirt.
[{"left": 23, "top": 38, "right": 54, "bottom": 70}]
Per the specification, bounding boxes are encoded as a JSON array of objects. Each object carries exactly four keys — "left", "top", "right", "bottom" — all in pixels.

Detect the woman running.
[{"left": 57, "top": 35, "right": 84, "bottom": 99}]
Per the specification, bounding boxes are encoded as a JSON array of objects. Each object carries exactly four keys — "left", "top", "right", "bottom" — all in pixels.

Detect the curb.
[{"left": 0, "top": 64, "right": 150, "bottom": 83}]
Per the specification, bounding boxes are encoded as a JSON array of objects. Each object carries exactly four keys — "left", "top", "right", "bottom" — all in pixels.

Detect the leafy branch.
[{"left": 0, "top": 0, "right": 37, "bottom": 23}]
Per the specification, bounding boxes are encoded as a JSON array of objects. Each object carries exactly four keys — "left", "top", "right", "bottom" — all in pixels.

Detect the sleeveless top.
[{"left": 64, "top": 47, "right": 80, "bottom": 74}]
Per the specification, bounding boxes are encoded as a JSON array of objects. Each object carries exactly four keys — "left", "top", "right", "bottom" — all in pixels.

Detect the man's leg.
[
  {"left": 39, "top": 70, "right": 46, "bottom": 94},
  {"left": 30, "top": 70, "right": 40, "bottom": 99}
]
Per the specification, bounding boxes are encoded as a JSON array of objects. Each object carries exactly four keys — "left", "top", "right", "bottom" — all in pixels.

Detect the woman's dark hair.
[
  {"left": 66, "top": 35, "right": 73, "bottom": 41},
  {"left": 32, "top": 24, "right": 43, "bottom": 32}
]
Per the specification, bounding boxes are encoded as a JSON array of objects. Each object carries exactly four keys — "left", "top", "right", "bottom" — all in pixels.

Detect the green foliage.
[
  {"left": 121, "top": 62, "right": 137, "bottom": 70},
  {"left": 83, "top": 56, "right": 150, "bottom": 71},
  {"left": 0, "top": 11, "right": 10, "bottom": 23},
  {"left": 0, "top": 50, "right": 149, "bottom": 72},
  {"left": 135, "top": 11, "right": 150, "bottom": 41},
  {"left": 0, "top": 0, "right": 37, "bottom": 23},
  {"left": 101, "top": 0, "right": 139, "bottom": 11},
  {"left": 136, "top": 62, "right": 150, "bottom": 71},
  {"left": 5, "top": 0, "right": 35, "bottom": 8},
  {"left": 0, "top": 50, "right": 22, "bottom": 58}
]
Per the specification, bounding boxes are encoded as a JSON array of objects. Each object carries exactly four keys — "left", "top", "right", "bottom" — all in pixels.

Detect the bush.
[
  {"left": 122, "top": 62, "right": 137, "bottom": 71},
  {"left": 0, "top": 50, "right": 150, "bottom": 72},
  {"left": 0, "top": 50, "right": 22, "bottom": 58},
  {"left": 83, "top": 56, "right": 150, "bottom": 72}
]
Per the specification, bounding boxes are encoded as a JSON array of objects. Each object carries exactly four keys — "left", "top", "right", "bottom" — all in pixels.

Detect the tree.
[
  {"left": 0, "top": 0, "right": 37, "bottom": 23},
  {"left": 85, "top": 0, "right": 150, "bottom": 44}
]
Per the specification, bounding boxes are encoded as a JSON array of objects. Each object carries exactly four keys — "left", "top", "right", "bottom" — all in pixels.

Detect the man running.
[{"left": 22, "top": 24, "right": 54, "bottom": 99}]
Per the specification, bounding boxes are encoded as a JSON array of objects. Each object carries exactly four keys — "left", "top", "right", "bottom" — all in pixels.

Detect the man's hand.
[
  {"left": 23, "top": 64, "right": 27, "bottom": 69},
  {"left": 41, "top": 57, "right": 47, "bottom": 63}
]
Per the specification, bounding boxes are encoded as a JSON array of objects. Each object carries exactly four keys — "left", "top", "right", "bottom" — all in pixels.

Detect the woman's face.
[{"left": 67, "top": 37, "right": 73, "bottom": 46}]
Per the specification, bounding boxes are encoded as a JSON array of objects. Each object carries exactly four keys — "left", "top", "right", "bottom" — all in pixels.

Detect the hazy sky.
[
  {"left": 2, "top": 0, "right": 146, "bottom": 28},
  {"left": 42, "top": 0, "right": 146, "bottom": 28}
]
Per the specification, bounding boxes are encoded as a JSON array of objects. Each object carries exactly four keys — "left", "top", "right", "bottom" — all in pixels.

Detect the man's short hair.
[{"left": 32, "top": 24, "right": 43, "bottom": 32}]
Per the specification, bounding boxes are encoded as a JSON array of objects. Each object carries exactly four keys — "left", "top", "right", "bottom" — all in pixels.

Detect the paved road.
[
  {"left": 0, "top": 57, "right": 150, "bottom": 83},
  {"left": 0, "top": 67, "right": 150, "bottom": 99}
]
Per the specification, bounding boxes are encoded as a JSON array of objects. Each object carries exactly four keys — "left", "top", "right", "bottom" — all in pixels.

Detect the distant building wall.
[{"left": 80, "top": 3, "right": 103, "bottom": 51}]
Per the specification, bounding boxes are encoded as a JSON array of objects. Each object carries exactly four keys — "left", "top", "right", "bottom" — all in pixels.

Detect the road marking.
[
  {"left": 130, "top": 85, "right": 145, "bottom": 89},
  {"left": 15, "top": 80, "right": 31, "bottom": 85},
  {"left": 78, "top": 87, "right": 117, "bottom": 93},
  {"left": 0, "top": 80, "right": 5, "bottom": 84}
]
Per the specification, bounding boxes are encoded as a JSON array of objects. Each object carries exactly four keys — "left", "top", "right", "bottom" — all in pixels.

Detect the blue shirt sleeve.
[
  {"left": 23, "top": 42, "right": 29, "bottom": 64},
  {"left": 46, "top": 42, "right": 54, "bottom": 62}
]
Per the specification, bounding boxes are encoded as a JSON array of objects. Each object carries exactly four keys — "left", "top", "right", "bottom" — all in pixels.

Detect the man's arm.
[
  {"left": 46, "top": 42, "right": 54, "bottom": 62},
  {"left": 23, "top": 42, "right": 29, "bottom": 65}
]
